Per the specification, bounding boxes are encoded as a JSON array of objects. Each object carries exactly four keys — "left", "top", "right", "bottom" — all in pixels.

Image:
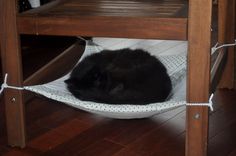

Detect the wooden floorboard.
[
  {"left": 1, "top": 89, "right": 235, "bottom": 156},
  {"left": 208, "top": 90, "right": 236, "bottom": 156},
  {"left": 0, "top": 36, "right": 236, "bottom": 156},
  {"left": 111, "top": 110, "right": 185, "bottom": 156}
]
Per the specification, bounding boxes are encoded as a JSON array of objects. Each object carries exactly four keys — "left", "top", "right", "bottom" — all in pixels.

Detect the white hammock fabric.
[{"left": 22, "top": 40, "right": 187, "bottom": 119}]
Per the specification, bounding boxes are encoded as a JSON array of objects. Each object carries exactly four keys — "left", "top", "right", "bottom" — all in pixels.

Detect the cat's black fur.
[{"left": 65, "top": 48, "right": 172, "bottom": 104}]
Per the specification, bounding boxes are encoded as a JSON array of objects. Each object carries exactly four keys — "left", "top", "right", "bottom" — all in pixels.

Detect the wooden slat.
[
  {"left": 0, "top": 0, "right": 26, "bottom": 147},
  {"left": 22, "top": 0, "right": 188, "bottom": 18},
  {"left": 210, "top": 49, "right": 228, "bottom": 93},
  {"left": 17, "top": 0, "right": 188, "bottom": 40},
  {"left": 218, "top": 0, "right": 235, "bottom": 89},
  {"left": 24, "top": 40, "right": 85, "bottom": 86},
  {"left": 23, "top": 0, "right": 66, "bottom": 14},
  {"left": 17, "top": 16, "right": 187, "bottom": 40},
  {"left": 186, "top": 0, "right": 212, "bottom": 156}
]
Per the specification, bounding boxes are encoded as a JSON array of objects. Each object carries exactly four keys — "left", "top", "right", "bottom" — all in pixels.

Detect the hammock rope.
[
  {"left": 186, "top": 94, "right": 214, "bottom": 111},
  {"left": 0, "top": 73, "right": 24, "bottom": 94},
  {"left": 211, "top": 39, "right": 236, "bottom": 54}
]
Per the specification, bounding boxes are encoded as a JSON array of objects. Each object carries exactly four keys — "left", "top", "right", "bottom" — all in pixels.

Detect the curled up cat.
[{"left": 65, "top": 48, "right": 172, "bottom": 105}]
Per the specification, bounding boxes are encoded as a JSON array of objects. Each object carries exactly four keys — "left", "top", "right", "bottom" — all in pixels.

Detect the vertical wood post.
[
  {"left": 186, "top": 0, "right": 212, "bottom": 156},
  {"left": 218, "top": 0, "right": 235, "bottom": 89},
  {"left": 0, "top": 0, "right": 26, "bottom": 147}
]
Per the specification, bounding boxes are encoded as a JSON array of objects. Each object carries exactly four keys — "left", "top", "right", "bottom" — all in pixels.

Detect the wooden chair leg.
[
  {"left": 186, "top": 0, "right": 212, "bottom": 156},
  {"left": 218, "top": 0, "right": 235, "bottom": 89},
  {"left": 0, "top": 0, "right": 26, "bottom": 147}
]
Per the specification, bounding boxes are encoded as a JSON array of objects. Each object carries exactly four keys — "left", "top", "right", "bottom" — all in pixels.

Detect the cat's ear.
[{"left": 109, "top": 83, "right": 124, "bottom": 95}]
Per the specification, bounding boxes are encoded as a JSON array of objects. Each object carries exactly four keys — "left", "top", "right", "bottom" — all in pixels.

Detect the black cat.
[{"left": 65, "top": 48, "right": 172, "bottom": 104}]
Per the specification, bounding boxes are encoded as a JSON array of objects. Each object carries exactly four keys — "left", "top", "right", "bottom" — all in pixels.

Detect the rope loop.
[
  {"left": 211, "top": 39, "right": 236, "bottom": 54},
  {"left": 0, "top": 73, "right": 24, "bottom": 95},
  {"left": 186, "top": 94, "right": 214, "bottom": 111}
]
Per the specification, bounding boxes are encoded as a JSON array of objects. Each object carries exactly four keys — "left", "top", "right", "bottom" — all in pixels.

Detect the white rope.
[
  {"left": 76, "top": 36, "right": 87, "bottom": 41},
  {"left": 186, "top": 94, "right": 214, "bottom": 111},
  {"left": 211, "top": 39, "right": 236, "bottom": 54},
  {"left": 0, "top": 73, "right": 24, "bottom": 95}
]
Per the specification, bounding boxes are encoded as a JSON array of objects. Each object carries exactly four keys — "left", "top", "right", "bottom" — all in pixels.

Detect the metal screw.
[
  {"left": 11, "top": 97, "right": 16, "bottom": 102},
  {"left": 194, "top": 113, "right": 200, "bottom": 119}
]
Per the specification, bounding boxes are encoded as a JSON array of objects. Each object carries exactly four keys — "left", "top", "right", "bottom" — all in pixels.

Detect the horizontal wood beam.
[
  {"left": 17, "top": 16, "right": 187, "bottom": 40},
  {"left": 24, "top": 40, "right": 85, "bottom": 86}
]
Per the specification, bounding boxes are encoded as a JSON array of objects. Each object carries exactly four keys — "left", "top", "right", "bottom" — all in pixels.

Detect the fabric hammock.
[{"left": 21, "top": 40, "right": 188, "bottom": 119}]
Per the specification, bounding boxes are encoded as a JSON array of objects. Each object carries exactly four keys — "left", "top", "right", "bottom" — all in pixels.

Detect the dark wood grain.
[
  {"left": 77, "top": 139, "right": 123, "bottom": 156},
  {"left": 18, "top": 16, "right": 187, "bottom": 40},
  {"left": 211, "top": 48, "right": 227, "bottom": 92},
  {"left": 112, "top": 109, "right": 185, "bottom": 156},
  {"left": 0, "top": 0, "right": 26, "bottom": 147},
  {"left": 24, "top": 0, "right": 188, "bottom": 17},
  {"left": 20, "top": 35, "right": 77, "bottom": 79},
  {"left": 186, "top": 0, "right": 212, "bottom": 156},
  {"left": 218, "top": 0, "right": 235, "bottom": 89},
  {"left": 23, "top": 40, "right": 84, "bottom": 85},
  {"left": 105, "top": 107, "right": 185, "bottom": 146},
  {"left": 17, "top": 0, "right": 188, "bottom": 40},
  {"left": 208, "top": 90, "right": 236, "bottom": 156}
]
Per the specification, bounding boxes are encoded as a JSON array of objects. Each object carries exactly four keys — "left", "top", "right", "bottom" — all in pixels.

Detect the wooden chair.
[{"left": 0, "top": 0, "right": 235, "bottom": 155}]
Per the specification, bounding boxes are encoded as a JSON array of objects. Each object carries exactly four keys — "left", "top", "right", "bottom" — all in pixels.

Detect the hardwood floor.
[{"left": 0, "top": 36, "right": 236, "bottom": 156}]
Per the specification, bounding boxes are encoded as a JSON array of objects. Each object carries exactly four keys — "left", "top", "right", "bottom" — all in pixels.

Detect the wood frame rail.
[
  {"left": 17, "top": 0, "right": 188, "bottom": 40},
  {"left": 186, "top": 0, "right": 212, "bottom": 155},
  {"left": 23, "top": 40, "right": 85, "bottom": 86},
  {"left": 218, "top": 0, "right": 235, "bottom": 89},
  {"left": 0, "top": 0, "right": 26, "bottom": 147},
  {"left": 17, "top": 16, "right": 187, "bottom": 40}
]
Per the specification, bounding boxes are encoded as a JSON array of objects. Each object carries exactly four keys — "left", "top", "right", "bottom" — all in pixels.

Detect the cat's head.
[{"left": 65, "top": 66, "right": 109, "bottom": 90}]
